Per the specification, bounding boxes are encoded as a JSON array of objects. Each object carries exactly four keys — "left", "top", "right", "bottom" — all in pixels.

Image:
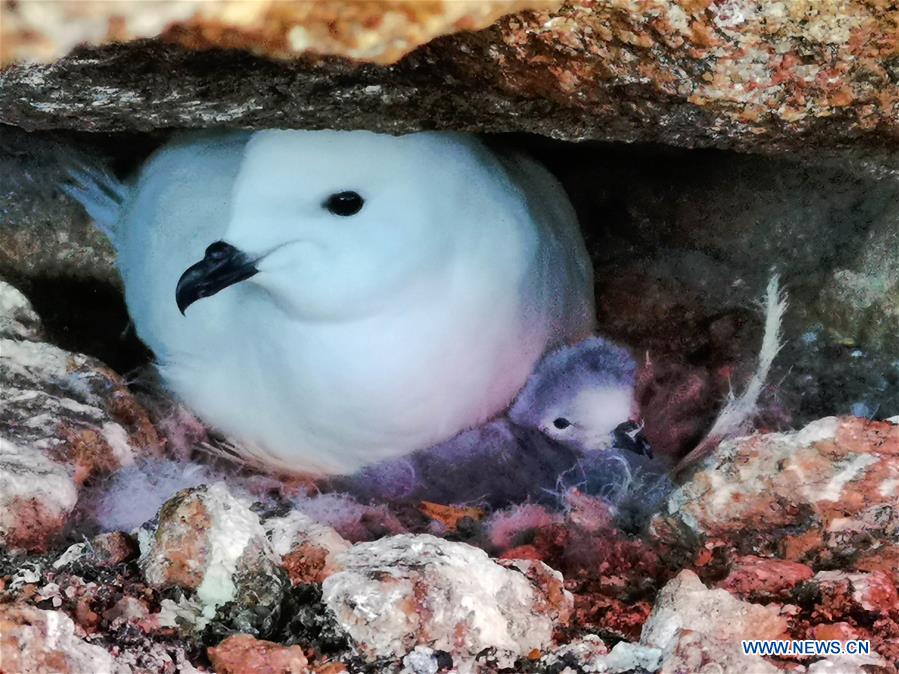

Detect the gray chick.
[
  {"left": 332, "top": 337, "right": 652, "bottom": 509},
  {"left": 508, "top": 337, "right": 651, "bottom": 457}
]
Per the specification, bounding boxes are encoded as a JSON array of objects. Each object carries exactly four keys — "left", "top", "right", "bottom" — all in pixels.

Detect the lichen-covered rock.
[
  {"left": 321, "top": 533, "right": 572, "bottom": 666},
  {"left": 809, "top": 570, "right": 899, "bottom": 619},
  {"left": 656, "top": 628, "right": 781, "bottom": 674},
  {"left": 265, "top": 509, "right": 351, "bottom": 586},
  {"left": 717, "top": 555, "right": 814, "bottom": 601},
  {"left": 1, "top": 1, "right": 896, "bottom": 172},
  {"left": 1, "top": 0, "right": 559, "bottom": 66},
  {"left": 207, "top": 633, "right": 308, "bottom": 674},
  {"left": 641, "top": 570, "right": 790, "bottom": 674},
  {"left": 0, "top": 279, "right": 160, "bottom": 551},
  {"left": 658, "top": 417, "right": 899, "bottom": 582},
  {"left": 89, "top": 530, "right": 141, "bottom": 567},
  {"left": 641, "top": 570, "right": 790, "bottom": 650},
  {"left": 139, "top": 482, "right": 284, "bottom": 621},
  {"left": 0, "top": 439, "right": 79, "bottom": 553},
  {"left": 539, "top": 635, "right": 663, "bottom": 674},
  {"left": 0, "top": 603, "right": 119, "bottom": 674}
]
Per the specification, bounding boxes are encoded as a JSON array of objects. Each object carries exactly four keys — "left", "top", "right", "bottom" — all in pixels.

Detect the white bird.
[{"left": 65, "top": 130, "right": 596, "bottom": 474}]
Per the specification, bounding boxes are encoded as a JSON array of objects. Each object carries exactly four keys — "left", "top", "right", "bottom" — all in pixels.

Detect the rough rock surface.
[
  {"left": 819, "top": 211, "right": 899, "bottom": 355},
  {"left": 208, "top": 633, "right": 309, "bottom": 674},
  {"left": 641, "top": 569, "right": 790, "bottom": 649},
  {"left": 658, "top": 416, "right": 899, "bottom": 583},
  {"left": 1, "top": 0, "right": 560, "bottom": 66},
  {"left": 0, "top": 125, "right": 118, "bottom": 286},
  {"left": 321, "top": 533, "right": 573, "bottom": 664},
  {"left": 265, "top": 509, "right": 351, "bottom": 586},
  {"left": 718, "top": 554, "right": 815, "bottom": 601},
  {"left": 139, "top": 482, "right": 284, "bottom": 620},
  {"left": 538, "top": 634, "right": 663, "bottom": 673},
  {"left": 641, "top": 569, "right": 895, "bottom": 674},
  {"left": 640, "top": 570, "right": 789, "bottom": 673},
  {"left": 0, "top": 275, "right": 42, "bottom": 340},
  {"left": 0, "top": 279, "right": 161, "bottom": 551},
  {"left": 1, "top": 1, "right": 897, "bottom": 172},
  {"left": 0, "top": 603, "right": 119, "bottom": 674}
]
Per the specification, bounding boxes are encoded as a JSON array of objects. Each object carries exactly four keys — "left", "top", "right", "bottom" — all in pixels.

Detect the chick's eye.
[
  {"left": 553, "top": 418, "right": 571, "bottom": 430},
  {"left": 324, "top": 191, "right": 364, "bottom": 216}
]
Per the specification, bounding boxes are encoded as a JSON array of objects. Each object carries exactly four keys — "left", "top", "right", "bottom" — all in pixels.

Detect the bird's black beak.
[
  {"left": 612, "top": 420, "right": 653, "bottom": 459},
  {"left": 176, "top": 241, "right": 258, "bottom": 315}
]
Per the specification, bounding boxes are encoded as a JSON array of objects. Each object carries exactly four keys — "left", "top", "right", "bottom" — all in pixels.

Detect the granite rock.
[
  {"left": 207, "top": 633, "right": 309, "bottom": 674},
  {"left": 0, "top": 278, "right": 160, "bottom": 551},
  {"left": 321, "top": 533, "right": 573, "bottom": 666},
  {"left": 0, "top": 603, "right": 120, "bottom": 674},
  {"left": 139, "top": 482, "right": 285, "bottom": 624},
  {"left": 1, "top": 1, "right": 896, "bottom": 173},
  {"left": 658, "top": 417, "right": 899, "bottom": 582}
]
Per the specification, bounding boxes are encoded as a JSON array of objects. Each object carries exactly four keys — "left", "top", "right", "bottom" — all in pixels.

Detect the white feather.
[
  {"left": 676, "top": 274, "right": 787, "bottom": 472},
  {"left": 706, "top": 274, "right": 787, "bottom": 439}
]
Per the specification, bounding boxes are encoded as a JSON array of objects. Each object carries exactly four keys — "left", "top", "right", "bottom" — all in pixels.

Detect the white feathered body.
[{"left": 85, "top": 131, "right": 595, "bottom": 474}]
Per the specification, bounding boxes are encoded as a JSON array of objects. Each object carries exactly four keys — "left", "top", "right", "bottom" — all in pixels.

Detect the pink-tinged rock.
[
  {"left": 718, "top": 555, "right": 814, "bottom": 600},
  {"left": 103, "top": 596, "right": 151, "bottom": 629},
  {"left": 641, "top": 571, "right": 792, "bottom": 674},
  {"left": 322, "top": 533, "right": 572, "bottom": 664},
  {"left": 208, "top": 634, "right": 308, "bottom": 674},
  {"left": 0, "top": 280, "right": 161, "bottom": 552},
  {"left": 811, "top": 622, "right": 869, "bottom": 642},
  {"left": 139, "top": 482, "right": 283, "bottom": 618},
  {"left": 812, "top": 570, "right": 899, "bottom": 618},
  {"left": 498, "top": 558, "right": 572, "bottom": 628},
  {"left": 89, "top": 531, "right": 139, "bottom": 567},
  {"left": 3, "top": 0, "right": 896, "bottom": 176},
  {"left": 660, "top": 629, "right": 782, "bottom": 674},
  {"left": 0, "top": 441, "right": 78, "bottom": 552},
  {"left": 265, "top": 509, "right": 350, "bottom": 585},
  {"left": 0, "top": 603, "right": 118, "bottom": 674},
  {"left": 660, "top": 417, "right": 899, "bottom": 575},
  {"left": 641, "top": 570, "right": 790, "bottom": 651},
  {"left": 540, "top": 634, "right": 609, "bottom": 670}
]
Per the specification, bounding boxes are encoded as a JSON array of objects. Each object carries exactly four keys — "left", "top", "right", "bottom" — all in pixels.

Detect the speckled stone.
[{"left": 1, "top": 1, "right": 896, "bottom": 173}]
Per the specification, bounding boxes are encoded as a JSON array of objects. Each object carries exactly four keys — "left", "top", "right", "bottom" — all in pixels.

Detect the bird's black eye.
[
  {"left": 553, "top": 417, "right": 571, "bottom": 430},
  {"left": 324, "top": 191, "right": 364, "bottom": 216}
]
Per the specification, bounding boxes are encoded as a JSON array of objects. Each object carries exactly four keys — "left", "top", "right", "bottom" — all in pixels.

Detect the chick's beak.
[
  {"left": 176, "top": 241, "right": 258, "bottom": 315},
  {"left": 612, "top": 420, "right": 653, "bottom": 459}
]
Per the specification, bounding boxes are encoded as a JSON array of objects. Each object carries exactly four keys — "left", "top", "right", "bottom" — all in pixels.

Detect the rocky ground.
[{"left": 2, "top": 278, "right": 897, "bottom": 673}]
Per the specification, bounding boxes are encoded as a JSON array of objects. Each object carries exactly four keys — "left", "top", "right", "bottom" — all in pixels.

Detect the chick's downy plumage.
[
  {"left": 509, "top": 337, "right": 645, "bottom": 453},
  {"left": 67, "top": 130, "right": 595, "bottom": 474}
]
